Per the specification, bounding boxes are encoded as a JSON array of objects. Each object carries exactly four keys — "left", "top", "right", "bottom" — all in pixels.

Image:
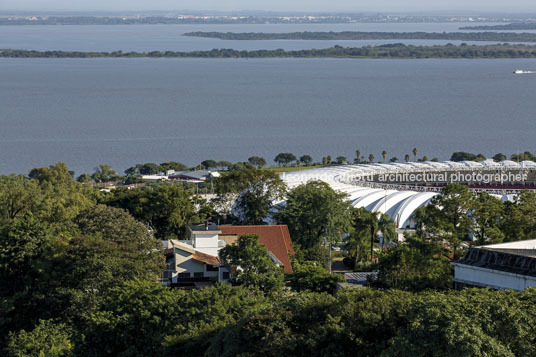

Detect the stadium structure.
[{"left": 279, "top": 159, "right": 536, "bottom": 229}]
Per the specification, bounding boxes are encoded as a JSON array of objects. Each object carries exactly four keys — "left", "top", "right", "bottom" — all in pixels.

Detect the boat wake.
[{"left": 514, "top": 69, "right": 536, "bottom": 74}]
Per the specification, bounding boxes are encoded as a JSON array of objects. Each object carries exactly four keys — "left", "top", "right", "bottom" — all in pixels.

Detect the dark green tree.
[
  {"left": 91, "top": 164, "right": 117, "bottom": 183},
  {"left": 493, "top": 153, "right": 507, "bottom": 162},
  {"left": 336, "top": 156, "right": 347, "bottom": 165},
  {"left": 248, "top": 156, "right": 267, "bottom": 168},
  {"left": 472, "top": 191, "right": 505, "bottom": 245},
  {"left": 274, "top": 153, "right": 297, "bottom": 167},
  {"left": 299, "top": 155, "right": 313, "bottom": 166},
  {"left": 6, "top": 319, "right": 72, "bottom": 357},
  {"left": 201, "top": 160, "right": 218, "bottom": 169},
  {"left": 139, "top": 163, "right": 163, "bottom": 175},
  {"left": 219, "top": 234, "right": 285, "bottom": 295},
  {"left": 160, "top": 161, "right": 188, "bottom": 172},
  {"left": 374, "top": 236, "right": 451, "bottom": 291},
  {"left": 274, "top": 180, "right": 352, "bottom": 249}
]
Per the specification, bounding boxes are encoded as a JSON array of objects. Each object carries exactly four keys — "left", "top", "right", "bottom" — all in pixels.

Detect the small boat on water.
[{"left": 514, "top": 69, "right": 536, "bottom": 74}]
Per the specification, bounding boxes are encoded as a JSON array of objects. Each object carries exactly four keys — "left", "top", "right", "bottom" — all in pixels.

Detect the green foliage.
[
  {"left": 72, "top": 205, "right": 165, "bottom": 280},
  {"left": 201, "top": 159, "right": 218, "bottom": 169},
  {"left": 215, "top": 169, "right": 286, "bottom": 224},
  {"left": 299, "top": 155, "right": 313, "bottom": 166},
  {"left": 472, "top": 192, "right": 505, "bottom": 245},
  {"left": 450, "top": 151, "right": 486, "bottom": 162},
  {"left": 6, "top": 319, "right": 72, "bottom": 357},
  {"left": 349, "top": 207, "right": 396, "bottom": 262},
  {"left": 0, "top": 174, "right": 41, "bottom": 223},
  {"left": 248, "top": 156, "right": 267, "bottom": 168},
  {"left": 511, "top": 151, "right": 536, "bottom": 162},
  {"left": 286, "top": 262, "right": 344, "bottom": 294},
  {"left": 216, "top": 160, "right": 232, "bottom": 170},
  {"left": 77, "top": 280, "right": 182, "bottom": 356},
  {"left": 160, "top": 161, "right": 188, "bottom": 172},
  {"left": 415, "top": 183, "right": 474, "bottom": 253},
  {"left": 163, "top": 284, "right": 267, "bottom": 355},
  {"left": 274, "top": 152, "right": 297, "bottom": 167},
  {"left": 493, "top": 152, "right": 507, "bottom": 162},
  {"left": 138, "top": 162, "right": 162, "bottom": 175},
  {"left": 374, "top": 237, "right": 452, "bottom": 291},
  {"left": 335, "top": 156, "right": 347, "bottom": 164},
  {"left": 185, "top": 30, "right": 536, "bottom": 42},
  {"left": 103, "top": 182, "right": 210, "bottom": 238},
  {"left": 219, "top": 234, "right": 285, "bottom": 295},
  {"left": 500, "top": 190, "right": 536, "bottom": 241},
  {"left": 76, "top": 173, "right": 92, "bottom": 183},
  {"left": 91, "top": 164, "right": 117, "bottom": 183},
  {"left": 275, "top": 180, "right": 352, "bottom": 249},
  {"left": 384, "top": 289, "right": 536, "bottom": 356},
  {"left": 6, "top": 43, "right": 536, "bottom": 59}
]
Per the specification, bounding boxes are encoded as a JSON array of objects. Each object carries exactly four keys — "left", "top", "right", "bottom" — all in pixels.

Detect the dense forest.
[
  {"left": 3, "top": 161, "right": 536, "bottom": 355},
  {"left": 184, "top": 30, "right": 536, "bottom": 42},
  {"left": 3, "top": 43, "right": 536, "bottom": 59},
  {"left": 461, "top": 23, "right": 536, "bottom": 30}
]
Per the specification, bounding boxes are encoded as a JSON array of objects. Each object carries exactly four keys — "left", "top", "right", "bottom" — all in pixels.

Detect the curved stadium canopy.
[{"left": 279, "top": 160, "right": 536, "bottom": 229}]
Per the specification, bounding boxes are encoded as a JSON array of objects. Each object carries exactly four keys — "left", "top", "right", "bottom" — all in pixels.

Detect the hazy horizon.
[{"left": 2, "top": 1, "right": 536, "bottom": 14}]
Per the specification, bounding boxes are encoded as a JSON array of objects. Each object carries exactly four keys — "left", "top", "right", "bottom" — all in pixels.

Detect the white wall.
[{"left": 452, "top": 263, "right": 536, "bottom": 291}]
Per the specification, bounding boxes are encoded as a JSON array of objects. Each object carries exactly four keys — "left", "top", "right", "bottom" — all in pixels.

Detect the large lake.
[
  {"left": 1, "top": 24, "right": 536, "bottom": 175},
  {"left": 1, "top": 22, "right": 533, "bottom": 52}
]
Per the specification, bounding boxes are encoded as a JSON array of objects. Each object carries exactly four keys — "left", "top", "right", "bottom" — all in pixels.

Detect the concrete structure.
[
  {"left": 279, "top": 160, "right": 536, "bottom": 229},
  {"left": 451, "top": 239, "right": 536, "bottom": 290},
  {"left": 162, "top": 239, "right": 229, "bottom": 288},
  {"left": 182, "top": 222, "right": 225, "bottom": 256}
]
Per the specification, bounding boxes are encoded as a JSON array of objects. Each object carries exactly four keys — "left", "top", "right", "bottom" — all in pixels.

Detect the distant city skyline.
[{"left": 2, "top": 0, "right": 536, "bottom": 13}]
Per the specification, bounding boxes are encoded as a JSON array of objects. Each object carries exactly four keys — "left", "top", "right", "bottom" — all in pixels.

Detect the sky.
[{"left": 2, "top": 0, "right": 536, "bottom": 13}]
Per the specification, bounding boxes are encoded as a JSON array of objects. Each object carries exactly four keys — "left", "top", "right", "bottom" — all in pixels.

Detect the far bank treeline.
[
  {"left": 3, "top": 43, "right": 536, "bottom": 59},
  {"left": 184, "top": 30, "right": 536, "bottom": 42}
]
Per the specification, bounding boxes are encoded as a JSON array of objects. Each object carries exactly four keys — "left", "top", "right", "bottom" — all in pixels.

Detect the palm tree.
[
  {"left": 355, "top": 149, "right": 361, "bottom": 164},
  {"left": 345, "top": 229, "right": 369, "bottom": 268},
  {"left": 382, "top": 150, "right": 387, "bottom": 162},
  {"left": 353, "top": 208, "right": 378, "bottom": 262},
  {"left": 351, "top": 208, "right": 397, "bottom": 262},
  {"left": 378, "top": 213, "right": 397, "bottom": 248},
  {"left": 412, "top": 147, "right": 418, "bottom": 162},
  {"left": 368, "top": 154, "right": 375, "bottom": 163},
  {"left": 404, "top": 154, "right": 410, "bottom": 163}
]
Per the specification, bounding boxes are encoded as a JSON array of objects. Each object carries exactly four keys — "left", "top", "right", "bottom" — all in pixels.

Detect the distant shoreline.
[
  {"left": 183, "top": 31, "right": 536, "bottom": 42},
  {"left": 2, "top": 44, "right": 536, "bottom": 59},
  {"left": 460, "top": 23, "right": 536, "bottom": 30}
]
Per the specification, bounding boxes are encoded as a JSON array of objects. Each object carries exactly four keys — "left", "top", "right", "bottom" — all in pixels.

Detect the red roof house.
[{"left": 219, "top": 225, "right": 295, "bottom": 273}]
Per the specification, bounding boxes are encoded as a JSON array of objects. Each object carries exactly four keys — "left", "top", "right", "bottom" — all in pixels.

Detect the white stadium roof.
[{"left": 280, "top": 160, "right": 530, "bottom": 229}]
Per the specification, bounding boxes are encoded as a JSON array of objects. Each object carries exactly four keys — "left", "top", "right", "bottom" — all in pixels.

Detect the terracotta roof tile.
[
  {"left": 192, "top": 251, "right": 220, "bottom": 266},
  {"left": 219, "top": 225, "right": 295, "bottom": 273}
]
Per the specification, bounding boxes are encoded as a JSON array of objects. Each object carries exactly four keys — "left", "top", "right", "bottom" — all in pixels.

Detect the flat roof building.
[{"left": 451, "top": 239, "right": 536, "bottom": 290}]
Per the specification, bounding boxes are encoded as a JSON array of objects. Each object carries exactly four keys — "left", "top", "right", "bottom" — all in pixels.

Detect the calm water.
[
  {"left": 0, "top": 22, "right": 532, "bottom": 52},
  {"left": 1, "top": 57, "right": 536, "bottom": 175}
]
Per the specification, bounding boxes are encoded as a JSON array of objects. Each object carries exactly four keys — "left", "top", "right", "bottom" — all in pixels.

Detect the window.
[
  {"left": 206, "top": 265, "right": 218, "bottom": 271},
  {"left": 178, "top": 272, "right": 190, "bottom": 278},
  {"left": 194, "top": 272, "right": 204, "bottom": 278},
  {"left": 222, "top": 272, "right": 230, "bottom": 280}
]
